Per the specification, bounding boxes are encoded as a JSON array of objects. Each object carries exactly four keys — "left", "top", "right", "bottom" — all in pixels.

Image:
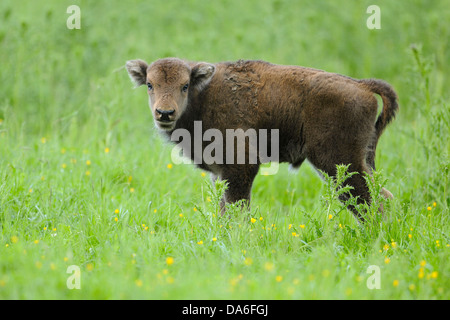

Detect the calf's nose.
[
  {"left": 156, "top": 109, "right": 175, "bottom": 115},
  {"left": 156, "top": 108, "right": 175, "bottom": 121}
]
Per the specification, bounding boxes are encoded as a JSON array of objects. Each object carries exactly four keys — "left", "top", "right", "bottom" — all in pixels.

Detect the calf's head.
[{"left": 126, "top": 58, "right": 215, "bottom": 131}]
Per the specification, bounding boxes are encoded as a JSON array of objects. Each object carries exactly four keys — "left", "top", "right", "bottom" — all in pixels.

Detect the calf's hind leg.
[
  {"left": 366, "top": 134, "right": 394, "bottom": 201},
  {"left": 336, "top": 164, "right": 373, "bottom": 222},
  {"left": 308, "top": 151, "right": 373, "bottom": 222}
]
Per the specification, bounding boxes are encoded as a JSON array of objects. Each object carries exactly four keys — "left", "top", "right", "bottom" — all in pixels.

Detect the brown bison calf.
[{"left": 126, "top": 58, "right": 398, "bottom": 221}]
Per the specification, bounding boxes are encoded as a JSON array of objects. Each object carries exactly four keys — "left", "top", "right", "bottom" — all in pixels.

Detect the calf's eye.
[
  {"left": 182, "top": 84, "right": 189, "bottom": 92},
  {"left": 147, "top": 83, "right": 153, "bottom": 90}
]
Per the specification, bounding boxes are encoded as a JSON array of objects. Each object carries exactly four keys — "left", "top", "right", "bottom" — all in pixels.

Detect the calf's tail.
[{"left": 358, "top": 79, "right": 399, "bottom": 140}]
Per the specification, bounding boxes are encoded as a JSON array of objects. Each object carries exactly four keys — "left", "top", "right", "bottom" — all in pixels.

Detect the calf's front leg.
[{"left": 219, "top": 164, "right": 260, "bottom": 214}]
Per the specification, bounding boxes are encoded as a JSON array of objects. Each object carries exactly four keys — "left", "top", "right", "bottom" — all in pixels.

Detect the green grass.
[{"left": 0, "top": 0, "right": 449, "bottom": 299}]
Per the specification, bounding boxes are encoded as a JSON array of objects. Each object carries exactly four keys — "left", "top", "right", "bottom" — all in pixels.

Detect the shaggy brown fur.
[{"left": 126, "top": 58, "right": 398, "bottom": 221}]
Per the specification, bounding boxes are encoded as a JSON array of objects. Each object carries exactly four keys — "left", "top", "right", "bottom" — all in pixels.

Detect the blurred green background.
[{"left": 1, "top": 0, "right": 448, "bottom": 133}]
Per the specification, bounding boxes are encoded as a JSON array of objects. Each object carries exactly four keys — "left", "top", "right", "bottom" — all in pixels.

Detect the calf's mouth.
[{"left": 155, "top": 119, "right": 176, "bottom": 130}]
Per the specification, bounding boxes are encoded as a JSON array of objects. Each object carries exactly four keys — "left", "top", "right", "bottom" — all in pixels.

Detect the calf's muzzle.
[{"left": 156, "top": 108, "right": 175, "bottom": 122}]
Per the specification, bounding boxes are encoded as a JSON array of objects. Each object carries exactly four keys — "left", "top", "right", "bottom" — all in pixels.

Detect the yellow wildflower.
[
  {"left": 418, "top": 268, "right": 425, "bottom": 279},
  {"left": 166, "top": 257, "right": 174, "bottom": 266},
  {"left": 244, "top": 257, "right": 253, "bottom": 266},
  {"left": 166, "top": 276, "right": 175, "bottom": 284},
  {"left": 264, "top": 262, "right": 274, "bottom": 271}
]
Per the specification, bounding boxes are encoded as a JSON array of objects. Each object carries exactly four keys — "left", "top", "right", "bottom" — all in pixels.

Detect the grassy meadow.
[{"left": 0, "top": 0, "right": 449, "bottom": 299}]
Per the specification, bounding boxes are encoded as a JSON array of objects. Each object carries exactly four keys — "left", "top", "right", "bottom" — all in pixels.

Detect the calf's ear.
[
  {"left": 191, "top": 62, "right": 216, "bottom": 91},
  {"left": 126, "top": 59, "right": 148, "bottom": 87}
]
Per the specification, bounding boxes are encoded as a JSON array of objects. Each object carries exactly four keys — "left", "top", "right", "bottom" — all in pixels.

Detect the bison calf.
[{"left": 126, "top": 58, "right": 398, "bottom": 221}]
